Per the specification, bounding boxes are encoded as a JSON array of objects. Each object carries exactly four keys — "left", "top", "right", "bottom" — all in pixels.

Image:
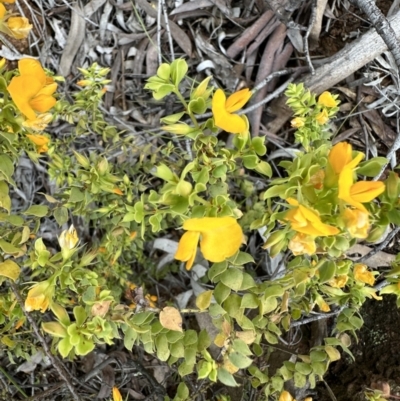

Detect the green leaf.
[
  {"left": 263, "top": 184, "right": 288, "bottom": 199},
  {"left": 252, "top": 137, "right": 267, "bottom": 156},
  {"left": 208, "top": 261, "right": 228, "bottom": 281},
  {"left": 319, "top": 260, "right": 336, "bottom": 283},
  {"left": 178, "top": 361, "right": 195, "bottom": 376},
  {"left": 170, "top": 59, "right": 188, "bottom": 87},
  {"left": 177, "top": 382, "right": 189, "bottom": 400},
  {"left": 310, "top": 350, "right": 327, "bottom": 362},
  {"left": 240, "top": 293, "right": 259, "bottom": 309},
  {"left": 254, "top": 161, "right": 272, "bottom": 177},
  {"left": 294, "top": 371, "right": 306, "bottom": 388},
  {"left": 76, "top": 338, "right": 95, "bottom": 355},
  {"left": 153, "top": 84, "right": 175, "bottom": 100},
  {"left": 69, "top": 187, "right": 84, "bottom": 203},
  {"left": 170, "top": 340, "right": 184, "bottom": 358},
  {"left": 325, "top": 345, "right": 341, "bottom": 362},
  {"left": 197, "top": 360, "right": 212, "bottom": 379},
  {"left": 196, "top": 290, "right": 213, "bottom": 310},
  {"left": 58, "top": 337, "right": 73, "bottom": 358},
  {"left": 217, "top": 368, "right": 239, "bottom": 387},
  {"left": 295, "top": 362, "right": 312, "bottom": 375},
  {"left": 357, "top": 157, "right": 387, "bottom": 177},
  {"left": 0, "top": 260, "right": 20, "bottom": 281},
  {"left": 232, "top": 339, "right": 252, "bottom": 356},
  {"left": 54, "top": 207, "right": 69, "bottom": 226},
  {"left": 229, "top": 352, "right": 253, "bottom": 369},
  {"left": 23, "top": 205, "right": 48, "bottom": 217},
  {"left": 0, "top": 239, "right": 21, "bottom": 255},
  {"left": 220, "top": 268, "right": 243, "bottom": 291},
  {"left": 42, "top": 322, "right": 67, "bottom": 338},
  {"left": 188, "top": 97, "right": 207, "bottom": 114},
  {"left": 197, "top": 329, "right": 211, "bottom": 351},
  {"left": 161, "top": 112, "right": 185, "bottom": 124},
  {"left": 242, "top": 154, "right": 258, "bottom": 169},
  {"left": 155, "top": 334, "right": 170, "bottom": 361},
  {"left": 0, "top": 181, "right": 11, "bottom": 212},
  {"left": 229, "top": 252, "right": 254, "bottom": 266},
  {"left": 157, "top": 63, "right": 171, "bottom": 80},
  {"left": 0, "top": 154, "right": 14, "bottom": 182},
  {"left": 214, "top": 282, "right": 231, "bottom": 304},
  {"left": 73, "top": 306, "right": 87, "bottom": 326}
]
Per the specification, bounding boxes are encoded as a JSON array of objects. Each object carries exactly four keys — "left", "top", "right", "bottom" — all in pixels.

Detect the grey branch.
[
  {"left": 9, "top": 281, "right": 82, "bottom": 401},
  {"left": 350, "top": 0, "right": 400, "bottom": 69}
]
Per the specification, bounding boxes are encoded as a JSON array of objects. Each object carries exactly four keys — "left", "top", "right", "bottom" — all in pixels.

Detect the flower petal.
[
  {"left": 199, "top": 222, "right": 243, "bottom": 262},
  {"left": 18, "top": 59, "right": 47, "bottom": 85},
  {"left": 0, "top": 3, "right": 6, "bottom": 18},
  {"left": 318, "top": 91, "right": 338, "bottom": 108},
  {"left": 328, "top": 142, "right": 352, "bottom": 175},
  {"left": 183, "top": 217, "right": 238, "bottom": 232},
  {"left": 175, "top": 231, "right": 200, "bottom": 270},
  {"left": 225, "top": 88, "right": 251, "bottom": 112},
  {"left": 350, "top": 181, "right": 385, "bottom": 202},
  {"left": 7, "top": 75, "right": 43, "bottom": 120},
  {"left": 29, "top": 94, "right": 57, "bottom": 113}
]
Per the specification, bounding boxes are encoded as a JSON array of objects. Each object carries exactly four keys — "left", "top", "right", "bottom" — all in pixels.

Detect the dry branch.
[{"left": 266, "top": 9, "right": 400, "bottom": 135}]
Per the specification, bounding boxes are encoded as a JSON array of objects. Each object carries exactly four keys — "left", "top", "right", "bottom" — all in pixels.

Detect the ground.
[{"left": 1, "top": 0, "right": 400, "bottom": 400}]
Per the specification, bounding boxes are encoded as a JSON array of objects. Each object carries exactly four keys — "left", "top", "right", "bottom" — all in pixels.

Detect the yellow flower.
[
  {"left": 25, "top": 281, "right": 54, "bottom": 313},
  {"left": 328, "top": 142, "right": 360, "bottom": 175},
  {"left": 212, "top": 88, "right": 251, "bottom": 134},
  {"left": 338, "top": 166, "right": 385, "bottom": 213},
  {"left": 23, "top": 113, "right": 52, "bottom": 131},
  {"left": 58, "top": 225, "right": 79, "bottom": 251},
  {"left": 112, "top": 387, "right": 122, "bottom": 401},
  {"left": 7, "top": 59, "right": 57, "bottom": 120},
  {"left": 6, "top": 16, "right": 32, "bottom": 39},
  {"left": 26, "top": 134, "right": 50, "bottom": 153},
  {"left": 342, "top": 208, "right": 370, "bottom": 238},
  {"left": 329, "top": 275, "right": 348, "bottom": 288},
  {"left": 285, "top": 198, "right": 339, "bottom": 237},
  {"left": 0, "top": 0, "right": 15, "bottom": 3},
  {"left": 279, "top": 391, "right": 294, "bottom": 401},
  {"left": 354, "top": 263, "right": 375, "bottom": 286},
  {"left": 315, "top": 109, "right": 329, "bottom": 125},
  {"left": 288, "top": 233, "right": 316, "bottom": 256},
  {"left": 175, "top": 217, "right": 243, "bottom": 270},
  {"left": 291, "top": 117, "right": 305, "bottom": 128},
  {"left": 318, "top": 91, "right": 339, "bottom": 108}
]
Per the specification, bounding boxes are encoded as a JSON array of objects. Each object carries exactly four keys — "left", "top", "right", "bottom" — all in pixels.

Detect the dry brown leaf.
[{"left": 159, "top": 306, "right": 183, "bottom": 332}]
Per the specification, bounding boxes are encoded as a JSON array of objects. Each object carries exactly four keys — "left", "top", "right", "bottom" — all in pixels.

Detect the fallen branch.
[{"left": 266, "top": 9, "right": 400, "bottom": 135}]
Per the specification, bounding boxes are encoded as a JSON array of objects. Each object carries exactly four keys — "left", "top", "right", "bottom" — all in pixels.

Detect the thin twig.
[
  {"left": 240, "top": 75, "right": 297, "bottom": 115},
  {"left": 290, "top": 307, "right": 345, "bottom": 328},
  {"left": 157, "top": 0, "right": 162, "bottom": 66},
  {"left": 0, "top": 366, "right": 28, "bottom": 398},
  {"left": 356, "top": 226, "right": 400, "bottom": 263},
  {"left": 304, "top": 0, "right": 317, "bottom": 75},
  {"left": 251, "top": 67, "right": 309, "bottom": 94},
  {"left": 160, "top": 0, "right": 175, "bottom": 61},
  {"left": 8, "top": 281, "right": 82, "bottom": 401},
  {"left": 350, "top": 0, "right": 400, "bottom": 70}
]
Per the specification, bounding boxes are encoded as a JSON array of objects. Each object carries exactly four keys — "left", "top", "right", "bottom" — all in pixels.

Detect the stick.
[
  {"left": 350, "top": 0, "right": 400, "bottom": 69},
  {"left": 9, "top": 282, "right": 82, "bottom": 401},
  {"left": 266, "top": 9, "right": 400, "bottom": 135}
]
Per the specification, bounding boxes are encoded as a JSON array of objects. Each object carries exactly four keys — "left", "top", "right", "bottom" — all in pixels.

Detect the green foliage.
[{"left": 1, "top": 58, "right": 400, "bottom": 401}]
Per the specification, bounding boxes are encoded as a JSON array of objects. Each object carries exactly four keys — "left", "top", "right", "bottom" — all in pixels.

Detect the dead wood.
[
  {"left": 266, "top": 9, "right": 400, "bottom": 136},
  {"left": 309, "top": 0, "right": 328, "bottom": 50},
  {"left": 248, "top": 23, "right": 288, "bottom": 136},
  {"left": 350, "top": 0, "right": 400, "bottom": 69},
  {"left": 226, "top": 10, "right": 274, "bottom": 59}
]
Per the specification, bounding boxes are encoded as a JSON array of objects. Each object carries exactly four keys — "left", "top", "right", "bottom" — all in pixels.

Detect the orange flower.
[
  {"left": 318, "top": 91, "right": 339, "bottom": 108},
  {"left": 26, "top": 134, "right": 50, "bottom": 153},
  {"left": 7, "top": 59, "right": 57, "bottom": 120},
  {"left": 175, "top": 217, "right": 243, "bottom": 270},
  {"left": 212, "top": 88, "right": 251, "bottom": 134},
  {"left": 288, "top": 233, "right": 316, "bottom": 256},
  {"left": 342, "top": 208, "right": 370, "bottom": 238},
  {"left": 315, "top": 109, "right": 329, "bottom": 125},
  {"left": 285, "top": 198, "right": 339, "bottom": 237}
]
